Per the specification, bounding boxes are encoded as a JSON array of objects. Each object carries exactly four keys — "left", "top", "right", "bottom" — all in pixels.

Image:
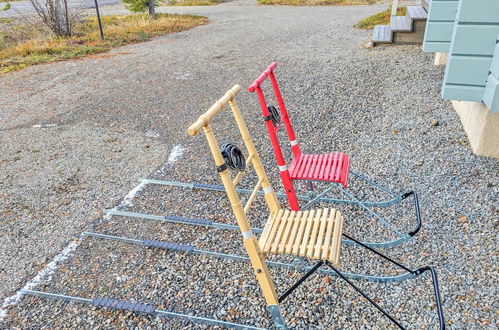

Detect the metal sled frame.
[
  {"left": 242, "top": 62, "right": 422, "bottom": 244},
  {"left": 21, "top": 86, "right": 444, "bottom": 329}
]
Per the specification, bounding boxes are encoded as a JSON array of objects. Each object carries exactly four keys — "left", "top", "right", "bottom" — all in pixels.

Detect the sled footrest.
[{"left": 142, "top": 240, "right": 195, "bottom": 252}]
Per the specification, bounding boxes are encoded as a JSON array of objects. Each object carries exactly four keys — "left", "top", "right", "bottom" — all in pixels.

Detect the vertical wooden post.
[
  {"left": 201, "top": 124, "right": 280, "bottom": 306},
  {"left": 228, "top": 98, "right": 281, "bottom": 214}
]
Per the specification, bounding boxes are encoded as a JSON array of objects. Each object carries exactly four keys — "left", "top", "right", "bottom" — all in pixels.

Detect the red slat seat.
[{"left": 288, "top": 152, "right": 350, "bottom": 188}]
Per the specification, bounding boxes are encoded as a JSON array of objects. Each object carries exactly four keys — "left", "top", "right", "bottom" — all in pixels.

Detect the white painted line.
[
  {"left": 0, "top": 145, "right": 184, "bottom": 321},
  {"left": 167, "top": 145, "right": 184, "bottom": 163},
  {"left": 120, "top": 181, "right": 147, "bottom": 209},
  {"left": 0, "top": 241, "right": 80, "bottom": 321},
  {"left": 32, "top": 124, "right": 58, "bottom": 128}
]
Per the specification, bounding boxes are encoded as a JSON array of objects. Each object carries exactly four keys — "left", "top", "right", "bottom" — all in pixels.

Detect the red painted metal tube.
[
  {"left": 255, "top": 86, "right": 300, "bottom": 211},
  {"left": 268, "top": 71, "right": 301, "bottom": 158},
  {"left": 248, "top": 62, "right": 277, "bottom": 92}
]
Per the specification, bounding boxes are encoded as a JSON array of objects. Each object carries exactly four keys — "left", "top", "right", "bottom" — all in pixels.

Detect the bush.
[{"left": 122, "top": 0, "right": 157, "bottom": 16}]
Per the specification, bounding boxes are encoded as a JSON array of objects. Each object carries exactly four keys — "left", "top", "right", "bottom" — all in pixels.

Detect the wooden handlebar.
[{"left": 187, "top": 84, "right": 242, "bottom": 136}]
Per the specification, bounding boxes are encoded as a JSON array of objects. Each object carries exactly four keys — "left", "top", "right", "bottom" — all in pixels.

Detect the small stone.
[
  {"left": 431, "top": 119, "right": 440, "bottom": 126},
  {"left": 363, "top": 42, "right": 373, "bottom": 49},
  {"left": 59, "top": 198, "right": 71, "bottom": 206}
]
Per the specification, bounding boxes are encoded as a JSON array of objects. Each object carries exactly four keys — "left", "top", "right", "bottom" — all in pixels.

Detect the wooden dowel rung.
[
  {"left": 246, "top": 153, "right": 255, "bottom": 165},
  {"left": 232, "top": 153, "right": 254, "bottom": 186},
  {"left": 232, "top": 171, "right": 245, "bottom": 185},
  {"left": 244, "top": 178, "right": 263, "bottom": 213}
]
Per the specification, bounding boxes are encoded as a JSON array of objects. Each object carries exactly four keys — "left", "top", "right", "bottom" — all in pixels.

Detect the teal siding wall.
[
  {"left": 422, "top": 0, "right": 459, "bottom": 52},
  {"left": 441, "top": 0, "right": 499, "bottom": 102},
  {"left": 483, "top": 38, "right": 499, "bottom": 112}
]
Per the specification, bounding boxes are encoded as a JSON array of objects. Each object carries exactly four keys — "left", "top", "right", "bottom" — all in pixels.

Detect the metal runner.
[
  {"left": 104, "top": 208, "right": 415, "bottom": 249},
  {"left": 137, "top": 177, "right": 422, "bottom": 248},
  {"left": 21, "top": 290, "right": 263, "bottom": 330},
  {"left": 81, "top": 231, "right": 416, "bottom": 283},
  {"left": 139, "top": 177, "right": 405, "bottom": 208},
  {"left": 93, "top": 297, "right": 155, "bottom": 313}
]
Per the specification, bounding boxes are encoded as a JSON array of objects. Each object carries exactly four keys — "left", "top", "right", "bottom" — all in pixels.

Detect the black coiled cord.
[
  {"left": 267, "top": 105, "right": 281, "bottom": 127},
  {"left": 221, "top": 144, "right": 246, "bottom": 172}
]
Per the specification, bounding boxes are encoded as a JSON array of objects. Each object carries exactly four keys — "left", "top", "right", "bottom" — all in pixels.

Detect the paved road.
[
  {"left": 1, "top": 0, "right": 497, "bottom": 328},
  {"left": 0, "top": 0, "right": 119, "bottom": 17}
]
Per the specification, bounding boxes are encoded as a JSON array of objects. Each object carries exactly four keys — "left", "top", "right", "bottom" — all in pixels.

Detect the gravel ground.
[
  {"left": 1, "top": 0, "right": 498, "bottom": 329},
  {"left": 0, "top": 123, "right": 171, "bottom": 302}
]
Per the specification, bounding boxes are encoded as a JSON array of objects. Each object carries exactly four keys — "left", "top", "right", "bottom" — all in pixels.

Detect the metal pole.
[
  {"left": 63, "top": 0, "right": 70, "bottom": 36},
  {"left": 94, "top": 0, "right": 104, "bottom": 39}
]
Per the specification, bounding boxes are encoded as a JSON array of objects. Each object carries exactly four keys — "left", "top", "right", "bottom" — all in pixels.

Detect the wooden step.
[
  {"left": 390, "top": 16, "right": 412, "bottom": 32},
  {"left": 407, "top": 5, "right": 428, "bottom": 20},
  {"left": 372, "top": 25, "right": 392, "bottom": 44}
]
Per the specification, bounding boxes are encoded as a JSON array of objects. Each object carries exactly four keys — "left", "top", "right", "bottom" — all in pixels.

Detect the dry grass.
[
  {"left": 160, "top": 0, "right": 224, "bottom": 5},
  {"left": 257, "top": 0, "right": 376, "bottom": 6},
  {"left": 354, "top": 6, "right": 406, "bottom": 29},
  {"left": 0, "top": 13, "right": 207, "bottom": 74}
]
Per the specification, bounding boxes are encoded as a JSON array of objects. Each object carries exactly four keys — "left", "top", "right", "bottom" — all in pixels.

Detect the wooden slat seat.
[
  {"left": 258, "top": 208, "right": 344, "bottom": 265},
  {"left": 288, "top": 152, "right": 350, "bottom": 188}
]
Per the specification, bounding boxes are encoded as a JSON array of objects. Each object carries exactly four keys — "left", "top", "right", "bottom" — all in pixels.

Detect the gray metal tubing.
[
  {"left": 337, "top": 186, "right": 406, "bottom": 239},
  {"left": 301, "top": 185, "right": 336, "bottom": 210},
  {"left": 348, "top": 170, "right": 399, "bottom": 197},
  {"left": 21, "top": 289, "right": 263, "bottom": 330},
  {"left": 103, "top": 209, "right": 412, "bottom": 248},
  {"left": 81, "top": 232, "right": 416, "bottom": 283},
  {"left": 104, "top": 209, "right": 253, "bottom": 232},
  {"left": 22, "top": 289, "right": 93, "bottom": 304},
  {"left": 139, "top": 178, "right": 403, "bottom": 208}
]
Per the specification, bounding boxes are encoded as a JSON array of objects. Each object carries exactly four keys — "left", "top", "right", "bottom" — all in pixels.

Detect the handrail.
[
  {"left": 187, "top": 84, "right": 242, "bottom": 136},
  {"left": 248, "top": 62, "right": 277, "bottom": 92}
]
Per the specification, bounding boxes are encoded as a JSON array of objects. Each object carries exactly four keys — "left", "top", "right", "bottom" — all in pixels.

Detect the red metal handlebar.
[{"left": 248, "top": 62, "right": 277, "bottom": 92}]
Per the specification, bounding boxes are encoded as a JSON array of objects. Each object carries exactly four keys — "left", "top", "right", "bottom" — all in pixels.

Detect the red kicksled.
[{"left": 248, "top": 62, "right": 350, "bottom": 211}]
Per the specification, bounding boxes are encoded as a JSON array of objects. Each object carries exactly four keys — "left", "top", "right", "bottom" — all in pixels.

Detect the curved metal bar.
[
  {"left": 341, "top": 233, "right": 446, "bottom": 329},
  {"left": 413, "top": 266, "right": 446, "bottom": 330},
  {"left": 325, "top": 262, "right": 406, "bottom": 329},
  {"left": 404, "top": 191, "right": 422, "bottom": 237}
]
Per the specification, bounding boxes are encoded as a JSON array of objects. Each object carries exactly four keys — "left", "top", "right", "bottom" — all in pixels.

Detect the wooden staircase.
[{"left": 372, "top": 0, "right": 430, "bottom": 46}]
